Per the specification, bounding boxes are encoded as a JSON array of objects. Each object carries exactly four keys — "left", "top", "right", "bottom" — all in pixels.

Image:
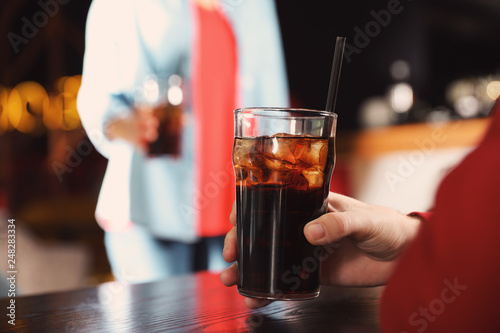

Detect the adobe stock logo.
[{"left": 7, "top": 0, "right": 71, "bottom": 54}]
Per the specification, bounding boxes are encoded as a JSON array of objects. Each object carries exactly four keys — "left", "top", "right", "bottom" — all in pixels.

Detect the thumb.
[{"left": 304, "top": 211, "right": 361, "bottom": 246}]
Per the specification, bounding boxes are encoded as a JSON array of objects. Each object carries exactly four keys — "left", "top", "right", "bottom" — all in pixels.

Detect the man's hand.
[
  {"left": 303, "top": 192, "right": 420, "bottom": 286},
  {"left": 105, "top": 108, "right": 159, "bottom": 152},
  {"left": 220, "top": 192, "right": 421, "bottom": 308}
]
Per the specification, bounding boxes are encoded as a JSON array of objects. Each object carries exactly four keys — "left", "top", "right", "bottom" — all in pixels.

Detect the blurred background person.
[{"left": 77, "top": 0, "right": 289, "bottom": 283}]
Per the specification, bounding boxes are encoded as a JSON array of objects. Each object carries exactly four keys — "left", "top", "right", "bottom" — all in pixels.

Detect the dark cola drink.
[
  {"left": 233, "top": 135, "right": 335, "bottom": 300},
  {"left": 148, "top": 103, "right": 182, "bottom": 157}
]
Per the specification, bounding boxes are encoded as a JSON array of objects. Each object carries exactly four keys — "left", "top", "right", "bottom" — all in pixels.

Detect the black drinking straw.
[{"left": 325, "top": 37, "right": 347, "bottom": 113}]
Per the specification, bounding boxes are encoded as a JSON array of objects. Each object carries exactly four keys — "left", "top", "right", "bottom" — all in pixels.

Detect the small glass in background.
[{"left": 137, "top": 73, "right": 184, "bottom": 157}]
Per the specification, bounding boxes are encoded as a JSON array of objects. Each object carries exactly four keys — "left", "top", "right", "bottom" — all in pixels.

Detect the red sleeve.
[{"left": 380, "top": 104, "right": 500, "bottom": 332}]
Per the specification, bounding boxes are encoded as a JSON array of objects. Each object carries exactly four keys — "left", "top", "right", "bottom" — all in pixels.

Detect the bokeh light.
[
  {"left": 389, "top": 82, "right": 414, "bottom": 113},
  {"left": 486, "top": 81, "right": 500, "bottom": 101},
  {"left": 0, "top": 75, "right": 82, "bottom": 135}
]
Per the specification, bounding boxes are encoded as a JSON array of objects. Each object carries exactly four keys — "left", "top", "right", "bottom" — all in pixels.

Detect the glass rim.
[{"left": 234, "top": 107, "right": 337, "bottom": 119}]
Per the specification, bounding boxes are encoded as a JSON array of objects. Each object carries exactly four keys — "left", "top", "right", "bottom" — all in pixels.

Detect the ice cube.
[
  {"left": 233, "top": 165, "right": 248, "bottom": 182},
  {"left": 293, "top": 171, "right": 310, "bottom": 190},
  {"left": 299, "top": 139, "right": 328, "bottom": 169},
  {"left": 248, "top": 168, "right": 264, "bottom": 183},
  {"left": 233, "top": 139, "right": 253, "bottom": 167},
  {"left": 302, "top": 167, "right": 324, "bottom": 187},
  {"left": 233, "top": 138, "right": 266, "bottom": 169},
  {"left": 263, "top": 155, "right": 283, "bottom": 171},
  {"left": 288, "top": 138, "right": 307, "bottom": 162},
  {"left": 233, "top": 138, "right": 253, "bottom": 154},
  {"left": 267, "top": 137, "right": 296, "bottom": 164},
  {"left": 272, "top": 133, "right": 295, "bottom": 137}
]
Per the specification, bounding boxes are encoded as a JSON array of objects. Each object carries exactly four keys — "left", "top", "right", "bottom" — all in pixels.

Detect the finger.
[
  {"left": 220, "top": 262, "right": 238, "bottom": 287},
  {"left": 223, "top": 227, "right": 238, "bottom": 262},
  {"left": 140, "top": 111, "right": 159, "bottom": 126},
  {"left": 141, "top": 118, "right": 159, "bottom": 142},
  {"left": 148, "top": 114, "right": 159, "bottom": 128},
  {"left": 327, "top": 192, "right": 359, "bottom": 212},
  {"left": 304, "top": 211, "right": 362, "bottom": 246},
  {"left": 143, "top": 127, "right": 158, "bottom": 142},
  {"left": 229, "top": 201, "right": 236, "bottom": 227},
  {"left": 244, "top": 298, "right": 272, "bottom": 309},
  {"left": 139, "top": 110, "right": 159, "bottom": 124}
]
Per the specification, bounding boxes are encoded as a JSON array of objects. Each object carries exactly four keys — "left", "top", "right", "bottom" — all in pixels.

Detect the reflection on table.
[{"left": 0, "top": 272, "right": 382, "bottom": 332}]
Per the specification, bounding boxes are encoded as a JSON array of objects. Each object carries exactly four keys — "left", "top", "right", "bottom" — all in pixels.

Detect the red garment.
[
  {"left": 191, "top": 4, "right": 237, "bottom": 237},
  {"left": 380, "top": 103, "right": 500, "bottom": 332},
  {"left": 408, "top": 212, "right": 433, "bottom": 222}
]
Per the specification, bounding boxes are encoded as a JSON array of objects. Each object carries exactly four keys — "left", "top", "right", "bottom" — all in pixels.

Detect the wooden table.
[{"left": 0, "top": 272, "right": 381, "bottom": 332}]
